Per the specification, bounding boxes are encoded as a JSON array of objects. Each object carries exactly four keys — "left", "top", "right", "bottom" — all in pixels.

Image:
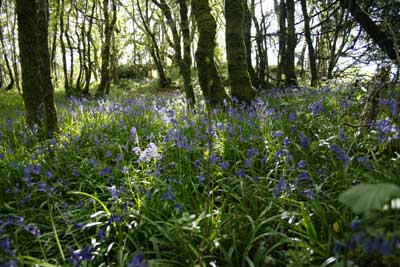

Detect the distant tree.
[
  {"left": 300, "top": 0, "right": 318, "bottom": 86},
  {"left": 192, "top": 0, "right": 229, "bottom": 107},
  {"left": 16, "top": 0, "right": 58, "bottom": 134},
  {"left": 225, "top": 0, "right": 258, "bottom": 103},
  {"left": 284, "top": 0, "right": 297, "bottom": 87},
  {"left": 96, "top": 0, "right": 117, "bottom": 97}
]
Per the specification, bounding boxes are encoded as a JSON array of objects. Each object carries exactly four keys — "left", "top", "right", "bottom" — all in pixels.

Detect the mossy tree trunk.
[
  {"left": 96, "top": 0, "right": 117, "bottom": 97},
  {"left": 225, "top": 0, "right": 257, "bottom": 104},
  {"left": 284, "top": 0, "right": 297, "bottom": 87},
  {"left": 178, "top": 0, "right": 196, "bottom": 108},
  {"left": 16, "top": 0, "right": 58, "bottom": 134},
  {"left": 192, "top": 0, "right": 229, "bottom": 107}
]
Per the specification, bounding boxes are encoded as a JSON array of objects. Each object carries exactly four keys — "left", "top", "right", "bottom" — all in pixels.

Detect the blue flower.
[
  {"left": 297, "top": 160, "right": 306, "bottom": 169},
  {"left": 24, "top": 223, "right": 41, "bottom": 237},
  {"left": 299, "top": 132, "right": 309, "bottom": 149},
  {"left": 108, "top": 186, "right": 118, "bottom": 203},
  {"left": 273, "top": 176, "right": 285, "bottom": 198},
  {"left": 122, "top": 166, "right": 129, "bottom": 174},
  {"left": 106, "top": 150, "right": 112, "bottom": 158},
  {"left": 0, "top": 153, "right": 4, "bottom": 160},
  {"left": 129, "top": 252, "right": 147, "bottom": 267},
  {"left": 330, "top": 145, "right": 350, "bottom": 166},
  {"left": 100, "top": 167, "right": 113, "bottom": 176},
  {"left": 309, "top": 100, "right": 324, "bottom": 116},
  {"left": 97, "top": 229, "right": 107, "bottom": 240}
]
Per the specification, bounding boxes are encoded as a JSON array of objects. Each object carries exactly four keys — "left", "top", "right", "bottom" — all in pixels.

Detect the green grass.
[{"left": 0, "top": 82, "right": 399, "bottom": 266}]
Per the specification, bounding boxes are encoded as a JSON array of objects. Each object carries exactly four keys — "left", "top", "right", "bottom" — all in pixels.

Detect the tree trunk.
[
  {"left": 16, "top": 0, "right": 58, "bottom": 134},
  {"left": 58, "top": 0, "right": 70, "bottom": 94},
  {"left": 192, "top": 0, "right": 229, "bottom": 107},
  {"left": 178, "top": 0, "right": 196, "bottom": 108},
  {"left": 300, "top": 0, "right": 318, "bottom": 86},
  {"left": 136, "top": 0, "right": 169, "bottom": 88},
  {"left": 97, "top": 0, "right": 117, "bottom": 97},
  {"left": 83, "top": 2, "right": 95, "bottom": 96},
  {"left": 285, "top": 0, "right": 297, "bottom": 87},
  {"left": 243, "top": 0, "right": 258, "bottom": 88},
  {"left": 225, "top": 0, "right": 257, "bottom": 103},
  {"left": 0, "top": 19, "right": 14, "bottom": 91},
  {"left": 276, "top": 0, "right": 286, "bottom": 87}
]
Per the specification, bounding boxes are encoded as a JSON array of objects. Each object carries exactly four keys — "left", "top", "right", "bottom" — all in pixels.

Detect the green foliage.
[
  {"left": 1, "top": 82, "right": 400, "bottom": 266},
  {"left": 339, "top": 183, "right": 400, "bottom": 214}
]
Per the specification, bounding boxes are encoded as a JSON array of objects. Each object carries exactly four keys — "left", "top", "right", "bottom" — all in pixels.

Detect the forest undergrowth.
[{"left": 1, "top": 82, "right": 400, "bottom": 267}]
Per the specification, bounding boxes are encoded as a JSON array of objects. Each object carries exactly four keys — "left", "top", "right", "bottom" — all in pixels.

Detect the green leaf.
[{"left": 339, "top": 183, "right": 400, "bottom": 214}]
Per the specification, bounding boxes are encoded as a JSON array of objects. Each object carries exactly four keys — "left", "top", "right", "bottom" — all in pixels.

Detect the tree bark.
[
  {"left": 97, "top": 0, "right": 117, "bottom": 97},
  {"left": 276, "top": 0, "right": 286, "bottom": 87},
  {"left": 243, "top": 0, "right": 258, "bottom": 88},
  {"left": 225, "top": 0, "right": 257, "bottom": 103},
  {"left": 16, "top": 0, "right": 58, "bottom": 134},
  {"left": 284, "top": 0, "right": 297, "bottom": 87},
  {"left": 178, "top": 0, "right": 196, "bottom": 108},
  {"left": 300, "top": 0, "right": 318, "bottom": 86},
  {"left": 192, "top": 0, "right": 229, "bottom": 107}
]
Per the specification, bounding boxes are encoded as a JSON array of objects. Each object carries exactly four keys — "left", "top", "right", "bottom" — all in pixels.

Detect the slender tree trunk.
[
  {"left": 225, "top": 0, "right": 257, "bottom": 103},
  {"left": 243, "top": 0, "right": 258, "bottom": 88},
  {"left": 285, "top": 0, "right": 297, "bottom": 87},
  {"left": 0, "top": 19, "right": 14, "bottom": 91},
  {"left": 178, "top": 0, "right": 196, "bottom": 108},
  {"left": 8, "top": 1, "right": 21, "bottom": 93},
  {"left": 301, "top": 0, "right": 318, "bottom": 86},
  {"left": 65, "top": 8, "right": 74, "bottom": 95},
  {"left": 136, "top": 0, "right": 169, "bottom": 88},
  {"left": 58, "top": 0, "right": 70, "bottom": 94},
  {"left": 83, "top": 2, "right": 95, "bottom": 96},
  {"left": 276, "top": 0, "right": 286, "bottom": 87},
  {"left": 192, "top": 0, "right": 229, "bottom": 107}
]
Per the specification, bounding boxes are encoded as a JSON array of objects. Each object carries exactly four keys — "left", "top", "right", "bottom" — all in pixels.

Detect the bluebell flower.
[
  {"left": 273, "top": 176, "right": 285, "bottom": 198},
  {"left": 122, "top": 166, "right": 129, "bottom": 174},
  {"left": 297, "top": 160, "right": 306, "bottom": 169},
  {"left": 106, "top": 150, "right": 112, "bottom": 158},
  {"left": 309, "top": 100, "right": 324, "bottom": 116},
  {"left": 283, "top": 137, "right": 291, "bottom": 147},
  {"left": 161, "top": 185, "right": 175, "bottom": 201},
  {"left": 24, "top": 223, "right": 41, "bottom": 237},
  {"left": 0, "top": 238, "right": 16, "bottom": 256},
  {"left": 0, "top": 153, "right": 4, "bottom": 160},
  {"left": 236, "top": 169, "right": 246, "bottom": 178},
  {"left": 332, "top": 242, "right": 342, "bottom": 254},
  {"left": 198, "top": 172, "right": 206, "bottom": 183},
  {"left": 129, "top": 252, "right": 147, "bottom": 267},
  {"left": 100, "top": 167, "right": 113, "bottom": 176},
  {"left": 302, "top": 189, "right": 315, "bottom": 200},
  {"left": 288, "top": 112, "right": 297, "bottom": 122},
  {"left": 138, "top": 142, "right": 161, "bottom": 162},
  {"left": 296, "top": 172, "right": 311, "bottom": 186},
  {"left": 330, "top": 145, "right": 350, "bottom": 167},
  {"left": 299, "top": 132, "right": 309, "bottom": 149},
  {"left": 174, "top": 204, "right": 184, "bottom": 212},
  {"left": 108, "top": 186, "right": 118, "bottom": 203},
  {"left": 350, "top": 220, "right": 361, "bottom": 230},
  {"left": 108, "top": 215, "right": 124, "bottom": 224},
  {"left": 97, "top": 229, "right": 107, "bottom": 240},
  {"left": 88, "top": 158, "right": 98, "bottom": 167},
  {"left": 69, "top": 245, "right": 95, "bottom": 267},
  {"left": 273, "top": 131, "right": 283, "bottom": 138}
]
